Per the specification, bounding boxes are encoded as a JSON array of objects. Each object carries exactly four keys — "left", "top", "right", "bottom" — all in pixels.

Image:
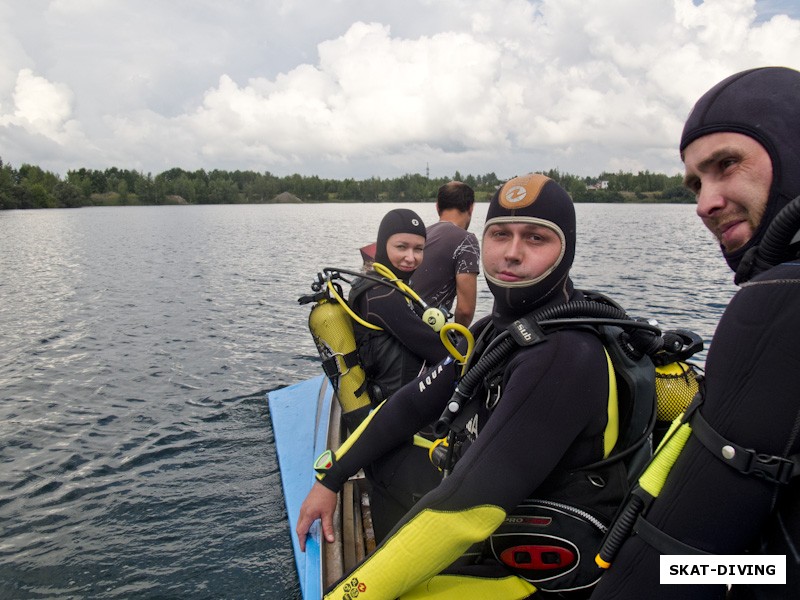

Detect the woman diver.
[
  {"left": 349, "top": 208, "right": 450, "bottom": 406},
  {"left": 348, "top": 207, "right": 451, "bottom": 543},
  {"left": 298, "top": 175, "right": 629, "bottom": 599}
]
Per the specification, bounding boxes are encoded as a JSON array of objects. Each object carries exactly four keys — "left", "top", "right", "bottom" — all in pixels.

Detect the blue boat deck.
[{"left": 268, "top": 375, "right": 333, "bottom": 600}]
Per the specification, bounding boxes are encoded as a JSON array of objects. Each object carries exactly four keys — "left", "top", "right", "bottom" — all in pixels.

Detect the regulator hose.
[
  {"left": 432, "top": 300, "right": 635, "bottom": 438},
  {"left": 735, "top": 193, "right": 800, "bottom": 284},
  {"left": 757, "top": 193, "right": 800, "bottom": 266},
  {"left": 432, "top": 334, "right": 516, "bottom": 437}
]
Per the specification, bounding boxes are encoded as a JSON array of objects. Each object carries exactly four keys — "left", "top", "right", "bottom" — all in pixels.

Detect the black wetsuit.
[
  {"left": 350, "top": 277, "right": 449, "bottom": 402},
  {"left": 590, "top": 259, "right": 800, "bottom": 600},
  {"left": 319, "top": 308, "right": 616, "bottom": 599},
  {"left": 349, "top": 277, "right": 450, "bottom": 542}
]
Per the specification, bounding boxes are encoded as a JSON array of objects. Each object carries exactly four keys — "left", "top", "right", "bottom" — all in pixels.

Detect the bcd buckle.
[{"left": 740, "top": 450, "right": 796, "bottom": 484}]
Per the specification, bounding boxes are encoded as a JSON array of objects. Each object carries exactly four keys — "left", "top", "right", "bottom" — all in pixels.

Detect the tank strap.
[
  {"left": 320, "top": 350, "right": 360, "bottom": 380},
  {"left": 321, "top": 350, "right": 370, "bottom": 400},
  {"left": 633, "top": 515, "right": 710, "bottom": 555},
  {"left": 690, "top": 410, "right": 800, "bottom": 485}
]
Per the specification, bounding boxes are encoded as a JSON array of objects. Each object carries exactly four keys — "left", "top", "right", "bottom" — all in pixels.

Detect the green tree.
[
  {"left": 53, "top": 181, "right": 85, "bottom": 208},
  {"left": 0, "top": 158, "right": 17, "bottom": 209},
  {"left": 337, "top": 178, "right": 361, "bottom": 202},
  {"left": 117, "top": 179, "right": 129, "bottom": 204},
  {"left": 0, "top": 159, "right": 702, "bottom": 209},
  {"left": 208, "top": 178, "right": 240, "bottom": 204},
  {"left": 172, "top": 174, "right": 197, "bottom": 203},
  {"left": 134, "top": 173, "right": 158, "bottom": 204},
  {"left": 660, "top": 185, "right": 694, "bottom": 203},
  {"left": 244, "top": 172, "right": 281, "bottom": 202},
  {"left": 19, "top": 181, "right": 54, "bottom": 208},
  {"left": 66, "top": 169, "right": 93, "bottom": 199}
]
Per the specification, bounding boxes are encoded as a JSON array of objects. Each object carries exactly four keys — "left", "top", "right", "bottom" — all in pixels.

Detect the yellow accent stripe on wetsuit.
[
  {"left": 323, "top": 505, "right": 507, "bottom": 600},
  {"left": 315, "top": 400, "right": 386, "bottom": 484},
  {"left": 603, "top": 348, "right": 619, "bottom": 458},
  {"left": 400, "top": 573, "right": 536, "bottom": 599}
]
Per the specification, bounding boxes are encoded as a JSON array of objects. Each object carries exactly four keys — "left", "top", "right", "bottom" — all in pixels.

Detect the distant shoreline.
[{"left": 0, "top": 160, "right": 694, "bottom": 210}]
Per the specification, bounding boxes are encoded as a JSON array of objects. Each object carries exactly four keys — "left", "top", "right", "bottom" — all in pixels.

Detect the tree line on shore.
[{"left": 0, "top": 157, "right": 694, "bottom": 210}]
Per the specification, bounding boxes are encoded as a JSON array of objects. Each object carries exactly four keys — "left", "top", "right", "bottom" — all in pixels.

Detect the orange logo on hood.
[{"left": 499, "top": 174, "right": 551, "bottom": 210}]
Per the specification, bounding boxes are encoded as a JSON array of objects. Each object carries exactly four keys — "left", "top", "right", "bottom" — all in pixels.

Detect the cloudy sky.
[{"left": 1, "top": 0, "right": 799, "bottom": 181}]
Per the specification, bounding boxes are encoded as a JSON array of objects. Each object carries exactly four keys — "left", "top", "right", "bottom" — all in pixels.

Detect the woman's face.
[
  {"left": 385, "top": 233, "right": 425, "bottom": 273},
  {"left": 482, "top": 222, "right": 563, "bottom": 283}
]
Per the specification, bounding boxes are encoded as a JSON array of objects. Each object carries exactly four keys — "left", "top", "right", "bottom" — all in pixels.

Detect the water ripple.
[{"left": 0, "top": 204, "right": 733, "bottom": 599}]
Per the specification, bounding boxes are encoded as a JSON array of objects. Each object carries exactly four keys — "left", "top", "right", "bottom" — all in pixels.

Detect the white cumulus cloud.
[{"left": 0, "top": 0, "right": 798, "bottom": 179}]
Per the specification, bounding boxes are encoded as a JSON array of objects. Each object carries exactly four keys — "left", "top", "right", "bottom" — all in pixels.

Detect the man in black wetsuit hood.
[
  {"left": 680, "top": 66, "right": 800, "bottom": 282},
  {"left": 590, "top": 66, "right": 800, "bottom": 600},
  {"left": 483, "top": 171, "right": 576, "bottom": 324},
  {"left": 298, "top": 174, "right": 623, "bottom": 599}
]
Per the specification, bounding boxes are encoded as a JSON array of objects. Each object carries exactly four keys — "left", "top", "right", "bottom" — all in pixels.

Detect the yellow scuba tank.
[
  {"left": 653, "top": 360, "right": 701, "bottom": 447},
  {"left": 308, "top": 297, "right": 373, "bottom": 430},
  {"left": 303, "top": 265, "right": 473, "bottom": 433},
  {"left": 655, "top": 361, "right": 700, "bottom": 422}
]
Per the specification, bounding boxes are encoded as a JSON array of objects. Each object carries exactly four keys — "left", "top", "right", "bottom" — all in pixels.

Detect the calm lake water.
[{"left": 0, "top": 203, "right": 736, "bottom": 599}]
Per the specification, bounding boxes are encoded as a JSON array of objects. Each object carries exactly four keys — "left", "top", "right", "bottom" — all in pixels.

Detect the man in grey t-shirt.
[{"left": 412, "top": 181, "right": 480, "bottom": 327}]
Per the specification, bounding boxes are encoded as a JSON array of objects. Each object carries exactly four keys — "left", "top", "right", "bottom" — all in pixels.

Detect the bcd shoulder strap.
[{"left": 625, "top": 407, "right": 800, "bottom": 558}]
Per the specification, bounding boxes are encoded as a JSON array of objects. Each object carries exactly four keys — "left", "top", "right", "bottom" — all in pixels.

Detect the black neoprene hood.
[
  {"left": 483, "top": 174, "right": 576, "bottom": 323},
  {"left": 680, "top": 66, "right": 800, "bottom": 272},
  {"left": 374, "top": 208, "right": 426, "bottom": 281}
]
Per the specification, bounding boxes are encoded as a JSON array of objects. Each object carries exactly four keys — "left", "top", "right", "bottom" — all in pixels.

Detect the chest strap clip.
[{"left": 691, "top": 410, "right": 800, "bottom": 485}]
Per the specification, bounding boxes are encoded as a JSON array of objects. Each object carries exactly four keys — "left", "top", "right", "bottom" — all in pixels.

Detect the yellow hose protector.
[
  {"left": 638, "top": 422, "right": 693, "bottom": 498},
  {"left": 323, "top": 505, "right": 506, "bottom": 600},
  {"left": 326, "top": 279, "right": 381, "bottom": 331},
  {"left": 308, "top": 298, "right": 373, "bottom": 416}
]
